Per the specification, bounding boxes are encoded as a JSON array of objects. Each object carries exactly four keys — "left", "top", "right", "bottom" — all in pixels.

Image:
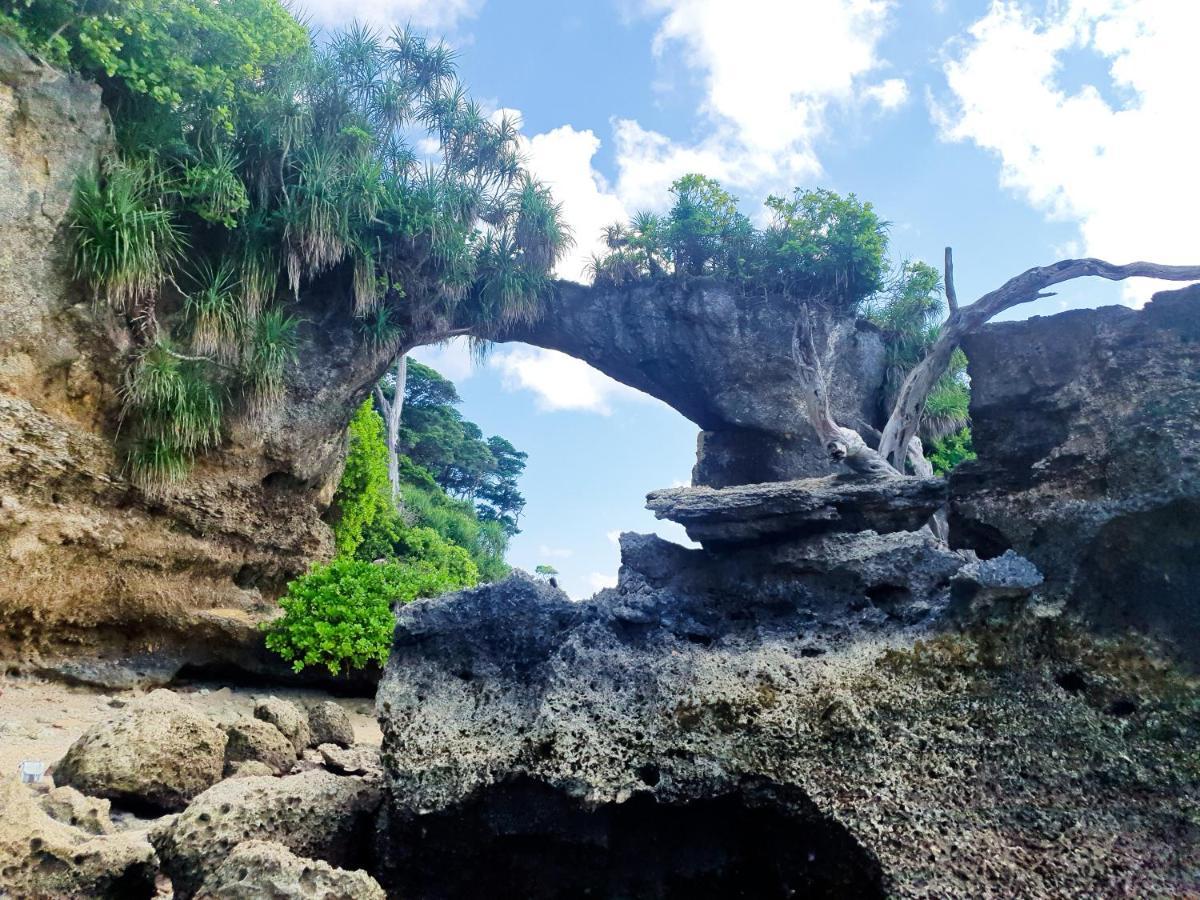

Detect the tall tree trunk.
[{"left": 373, "top": 353, "right": 408, "bottom": 500}]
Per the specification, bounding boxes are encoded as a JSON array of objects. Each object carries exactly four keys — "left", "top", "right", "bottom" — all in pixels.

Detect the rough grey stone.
[
  {"left": 54, "top": 689, "right": 227, "bottom": 813},
  {"left": 951, "top": 287, "right": 1200, "bottom": 662},
  {"left": 223, "top": 717, "right": 296, "bottom": 776},
  {"left": 154, "top": 771, "right": 382, "bottom": 900},
  {"left": 318, "top": 743, "right": 381, "bottom": 777},
  {"left": 193, "top": 840, "right": 385, "bottom": 900},
  {"left": 949, "top": 551, "right": 1044, "bottom": 625},
  {"left": 647, "top": 474, "right": 948, "bottom": 545},
  {"left": 499, "top": 279, "right": 887, "bottom": 487},
  {"left": 253, "top": 697, "right": 311, "bottom": 754},
  {"left": 307, "top": 700, "right": 355, "bottom": 748}
]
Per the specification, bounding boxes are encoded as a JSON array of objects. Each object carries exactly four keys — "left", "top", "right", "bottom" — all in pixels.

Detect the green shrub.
[
  {"left": 929, "top": 427, "right": 976, "bottom": 476},
  {"left": 331, "top": 400, "right": 391, "bottom": 556},
  {"left": 264, "top": 556, "right": 472, "bottom": 675}
]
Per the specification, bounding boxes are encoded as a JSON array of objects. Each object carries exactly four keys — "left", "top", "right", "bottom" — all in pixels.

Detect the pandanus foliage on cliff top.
[{"left": 4, "top": 1, "right": 571, "bottom": 488}]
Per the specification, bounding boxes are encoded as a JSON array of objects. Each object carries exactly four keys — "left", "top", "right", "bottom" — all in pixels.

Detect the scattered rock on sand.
[
  {"left": 193, "top": 839, "right": 385, "bottom": 900},
  {"left": 253, "top": 697, "right": 311, "bottom": 754},
  {"left": 318, "top": 743, "right": 381, "bottom": 777},
  {"left": 154, "top": 770, "right": 382, "bottom": 899},
  {"left": 308, "top": 700, "right": 355, "bottom": 748},
  {"left": 0, "top": 778, "right": 157, "bottom": 899},
  {"left": 225, "top": 760, "right": 275, "bottom": 779},
  {"left": 54, "top": 689, "right": 227, "bottom": 813},
  {"left": 223, "top": 717, "right": 296, "bottom": 776}
]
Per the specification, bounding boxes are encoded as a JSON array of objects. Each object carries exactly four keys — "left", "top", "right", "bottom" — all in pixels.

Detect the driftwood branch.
[{"left": 876, "top": 256, "right": 1200, "bottom": 469}]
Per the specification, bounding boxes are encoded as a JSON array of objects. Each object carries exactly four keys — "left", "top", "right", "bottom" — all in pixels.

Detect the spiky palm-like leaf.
[
  {"left": 242, "top": 307, "right": 300, "bottom": 417},
  {"left": 184, "top": 259, "right": 241, "bottom": 359}
]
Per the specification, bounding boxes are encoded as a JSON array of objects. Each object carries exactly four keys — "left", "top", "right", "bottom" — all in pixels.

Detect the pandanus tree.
[{"left": 44, "top": 3, "right": 573, "bottom": 488}]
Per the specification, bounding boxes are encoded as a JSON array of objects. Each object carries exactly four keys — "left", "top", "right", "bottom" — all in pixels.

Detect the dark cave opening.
[{"left": 377, "top": 777, "right": 885, "bottom": 900}]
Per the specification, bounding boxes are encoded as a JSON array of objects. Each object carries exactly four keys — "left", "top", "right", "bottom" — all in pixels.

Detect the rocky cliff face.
[
  {"left": 500, "top": 279, "right": 888, "bottom": 487},
  {"left": 0, "top": 42, "right": 391, "bottom": 686},
  {"left": 951, "top": 286, "right": 1200, "bottom": 664}
]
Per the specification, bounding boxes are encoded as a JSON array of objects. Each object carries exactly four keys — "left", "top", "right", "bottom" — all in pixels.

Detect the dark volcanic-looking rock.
[
  {"left": 375, "top": 541, "right": 1200, "bottom": 898},
  {"left": 647, "top": 474, "right": 947, "bottom": 545},
  {"left": 950, "top": 286, "right": 1200, "bottom": 662},
  {"left": 499, "top": 279, "right": 887, "bottom": 487}
]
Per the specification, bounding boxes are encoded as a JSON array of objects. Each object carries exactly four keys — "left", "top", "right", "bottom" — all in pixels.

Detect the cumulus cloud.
[
  {"left": 609, "top": 0, "right": 904, "bottom": 206},
  {"left": 409, "top": 338, "right": 477, "bottom": 382},
  {"left": 519, "top": 125, "right": 630, "bottom": 282},
  {"left": 936, "top": 0, "right": 1200, "bottom": 304},
  {"left": 297, "top": 0, "right": 483, "bottom": 32},
  {"left": 489, "top": 347, "right": 644, "bottom": 414},
  {"left": 585, "top": 572, "right": 619, "bottom": 592}
]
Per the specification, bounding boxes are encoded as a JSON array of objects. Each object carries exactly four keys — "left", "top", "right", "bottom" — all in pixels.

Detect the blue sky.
[{"left": 300, "top": 0, "right": 1198, "bottom": 596}]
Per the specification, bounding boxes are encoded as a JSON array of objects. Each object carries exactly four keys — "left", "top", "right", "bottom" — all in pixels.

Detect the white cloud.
[
  {"left": 585, "top": 572, "right": 619, "bottom": 592},
  {"left": 936, "top": 0, "right": 1200, "bottom": 305},
  {"left": 605, "top": 530, "right": 622, "bottom": 544},
  {"left": 490, "top": 346, "right": 644, "bottom": 414},
  {"left": 298, "top": 0, "right": 483, "bottom": 32},
  {"left": 865, "top": 77, "right": 910, "bottom": 110},
  {"left": 520, "top": 125, "right": 630, "bottom": 282},
  {"left": 410, "top": 338, "right": 476, "bottom": 382},
  {"left": 608, "top": 0, "right": 903, "bottom": 207},
  {"left": 538, "top": 545, "right": 574, "bottom": 560}
]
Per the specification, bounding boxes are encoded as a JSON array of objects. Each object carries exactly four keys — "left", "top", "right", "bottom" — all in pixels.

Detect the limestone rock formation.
[
  {"left": 38, "top": 785, "right": 116, "bottom": 836},
  {"left": 951, "top": 286, "right": 1200, "bottom": 663},
  {"left": 647, "top": 474, "right": 947, "bottom": 545},
  {"left": 318, "top": 743, "right": 382, "bottom": 777},
  {"left": 193, "top": 840, "right": 385, "bottom": 900},
  {"left": 223, "top": 717, "right": 296, "bottom": 777},
  {"left": 308, "top": 699, "right": 356, "bottom": 748},
  {"left": 54, "top": 690, "right": 227, "bottom": 813},
  {"left": 254, "top": 697, "right": 312, "bottom": 754},
  {"left": 376, "top": 543, "right": 1199, "bottom": 898},
  {"left": 0, "top": 778, "right": 158, "bottom": 899},
  {"left": 499, "top": 279, "right": 888, "bottom": 487},
  {"left": 0, "top": 39, "right": 379, "bottom": 687},
  {"left": 154, "top": 770, "right": 383, "bottom": 900}
]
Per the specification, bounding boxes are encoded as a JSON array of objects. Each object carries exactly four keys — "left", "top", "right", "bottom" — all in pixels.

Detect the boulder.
[
  {"left": 223, "top": 717, "right": 296, "bottom": 776},
  {"left": 154, "top": 770, "right": 382, "bottom": 900},
  {"left": 38, "top": 785, "right": 115, "bottom": 835},
  {"left": 646, "top": 475, "right": 947, "bottom": 546},
  {"left": 0, "top": 778, "right": 157, "bottom": 899},
  {"left": 951, "top": 286, "right": 1200, "bottom": 662},
  {"left": 54, "top": 689, "right": 226, "bottom": 813},
  {"left": 253, "top": 697, "right": 311, "bottom": 754},
  {"left": 318, "top": 743, "right": 382, "bottom": 777},
  {"left": 307, "top": 700, "right": 355, "bottom": 748},
  {"left": 948, "top": 551, "right": 1044, "bottom": 625},
  {"left": 193, "top": 840, "right": 385, "bottom": 900},
  {"left": 225, "top": 760, "right": 275, "bottom": 779}
]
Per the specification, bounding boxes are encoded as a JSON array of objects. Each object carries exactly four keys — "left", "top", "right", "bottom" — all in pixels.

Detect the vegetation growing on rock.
[{"left": 4, "top": 0, "right": 570, "bottom": 489}]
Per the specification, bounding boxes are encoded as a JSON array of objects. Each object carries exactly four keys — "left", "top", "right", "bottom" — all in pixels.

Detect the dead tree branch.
[{"left": 875, "top": 257, "right": 1200, "bottom": 469}]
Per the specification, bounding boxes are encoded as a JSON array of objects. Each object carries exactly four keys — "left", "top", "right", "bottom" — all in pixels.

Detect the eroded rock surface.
[
  {"left": 193, "top": 840, "right": 385, "bottom": 900},
  {"left": 375, "top": 536, "right": 1199, "bottom": 898},
  {"left": 951, "top": 286, "right": 1200, "bottom": 663},
  {"left": 308, "top": 700, "right": 355, "bottom": 748},
  {"left": 647, "top": 474, "right": 947, "bottom": 545},
  {"left": 54, "top": 690, "right": 227, "bottom": 813},
  {"left": 499, "top": 279, "right": 887, "bottom": 487},
  {"left": 154, "top": 770, "right": 382, "bottom": 900},
  {"left": 223, "top": 717, "right": 296, "bottom": 777},
  {"left": 0, "top": 778, "right": 158, "bottom": 899}
]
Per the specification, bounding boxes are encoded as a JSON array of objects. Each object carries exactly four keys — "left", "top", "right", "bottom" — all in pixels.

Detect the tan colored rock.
[
  {"left": 318, "top": 743, "right": 381, "bottom": 777},
  {"left": 254, "top": 697, "right": 311, "bottom": 753},
  {"left": 223, "top": 717, "right": 295, "bottom": 776},
  {"left": 307, "top": 700, "right": 355, "bottom": 748},
  {"left": 0, "top": 778, "right": 157, "bottom": 899},
  {"left": 193, "top": 840, "right": 384, "bottom": 900},
  {"left": 225, "top": 760, "right": 275, "bottom": 779},
  {"left": 38, "top": 785, "right": 114, "bottom": 835},
  {"left": 54, "top": 689, "right": 227, "bottom": 813},
  {"left": 154, "top": 770, "right": 382, "bottom": 900}
]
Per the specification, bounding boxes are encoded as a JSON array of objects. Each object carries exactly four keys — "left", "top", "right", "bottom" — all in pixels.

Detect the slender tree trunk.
[{"left": 373, "top": 353, "right": 408, "bottom": 500}]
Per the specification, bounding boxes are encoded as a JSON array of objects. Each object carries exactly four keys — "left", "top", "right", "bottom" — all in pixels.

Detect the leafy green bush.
[
  {"left": 332, "top": 400, "right": 392, "bottom": 557},
  {"left": 264, "top": 556, "right": 472, "bottom": 674},
  {"left": 929, "top": 427, "right": 976, "bottom": 476},
  {"left": 590, "top": 175, "right": 886, "bottom": 309}
]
